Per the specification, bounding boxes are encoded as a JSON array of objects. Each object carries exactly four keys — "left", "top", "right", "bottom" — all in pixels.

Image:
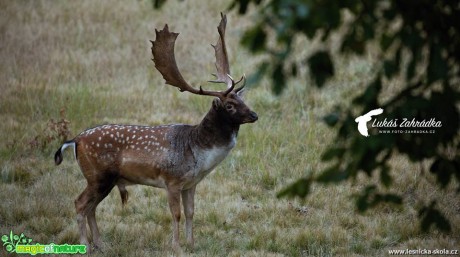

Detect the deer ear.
[{"left": 212, "top": 98, "right": 222, "bottom": 110}]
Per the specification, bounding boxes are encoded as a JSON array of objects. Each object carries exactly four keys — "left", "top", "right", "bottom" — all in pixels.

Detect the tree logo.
[
  {"left": 2, "top": 231, "right": 33, "bottom": 254},
  {"left": 355, "top": 108, "right": 384, "bottom": 137},
  {"left": 1, "top": 230, "right": 86, "bottom": 255}
]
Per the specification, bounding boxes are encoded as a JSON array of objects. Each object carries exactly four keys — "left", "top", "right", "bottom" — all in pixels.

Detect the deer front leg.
[
  {"left": 181, "top": 186, "right": 196, "bottom": 249},
  {"left": 166, "top": 186, "right": 182, "bottom": 251}
]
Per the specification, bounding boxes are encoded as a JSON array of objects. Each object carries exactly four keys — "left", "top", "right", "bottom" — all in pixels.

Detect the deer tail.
[
  {"left": 54, "top": 140, "right": 76, "bottom": 165},
  {"left": 118, "top": 184, "right": 129, "bottom": 206}
]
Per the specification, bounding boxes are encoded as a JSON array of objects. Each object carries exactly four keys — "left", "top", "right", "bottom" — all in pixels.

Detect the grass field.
[{"left": 1, "top": 0, "right": 458, "bottom": 256}]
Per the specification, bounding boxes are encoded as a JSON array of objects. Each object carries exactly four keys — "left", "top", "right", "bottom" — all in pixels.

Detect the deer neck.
[{"left": 193, "top": 106, "right": 239, "bottom": 149}]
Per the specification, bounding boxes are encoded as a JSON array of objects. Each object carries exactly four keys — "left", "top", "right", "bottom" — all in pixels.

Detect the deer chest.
[{"left": 188, "top": 133, "right": 236, "bottom": 183}]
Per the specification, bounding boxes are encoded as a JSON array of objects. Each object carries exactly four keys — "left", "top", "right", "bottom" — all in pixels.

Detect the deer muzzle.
[{"left": 246, "top": 111, "right": 258, "bottom": 123}]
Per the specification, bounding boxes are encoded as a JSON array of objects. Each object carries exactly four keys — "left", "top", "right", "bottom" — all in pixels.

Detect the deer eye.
[{"left": 225, "top": 103, "right": 233, "bottom": 110}]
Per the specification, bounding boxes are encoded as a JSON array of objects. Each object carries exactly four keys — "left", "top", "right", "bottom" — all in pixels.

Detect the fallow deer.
[{"left": 54, "top": 13, "right": 257, "bottom": 252}]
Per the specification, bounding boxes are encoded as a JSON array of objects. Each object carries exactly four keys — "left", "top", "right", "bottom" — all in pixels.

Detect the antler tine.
[
  {"left": 151, "top": 24, "right": 223, "bottom": 98},
  {"left": 221, "top": 74, "right": 247, "bottom": 96},
  {"left": 210, "top": 13, "right": 233, "bottom": 89},
  {"left": 234, "top": 74, "right": 246, "bottom": 93}
]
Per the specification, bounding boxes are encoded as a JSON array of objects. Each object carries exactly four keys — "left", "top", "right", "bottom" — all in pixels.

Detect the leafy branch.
[{"left": 229, "top": 0, "right": 460, "bottom": 232}]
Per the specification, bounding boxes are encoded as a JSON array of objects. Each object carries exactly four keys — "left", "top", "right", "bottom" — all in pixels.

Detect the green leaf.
[
  {"left": 316, "top": 165, "right": 348, "bottom": 183},
  {"left": 236, "top": 0, "right": 250, "bottom": 14},
  {"left": 322, "top": 112, "right": 340, "bottom": 127},
  {"left": 383, "top": 48, "right": 401, "bottom": 78},
  {"left": 380, "top": 33, "right": 395, "bottom": 51},
  {"left": 307, "top": 50, "right": 334, "bottom": 88},
  {"left": 383, "top": 60, "right": 397, "bottom": 78},
  {"left": 383, "top": 7, "right": 397, "bottom": 20},
  {"left": 379, "top": 193, "right": 402, "bottom": 205},
  {"left": 362, "top": 17, "right": 375, "bottom": 40},
  {"left": 272, "top": 62, "right": 286, "bottom": 95},
  {"left": 321, "top": 147, "right": 345, "bottom": 161},
  {"left": 151, "top": 0, "right": 167, "bottom": 9},
  {"left": 380, "top": 165, "right": 392, "bottom": 188},
  {"left": 241, "top": 25, "right": 267, "bottom": 54},
  {"left": 341, "top": 27, "right": 365, "bottom": 54},
  {"left": 352, "top": 74, "right": 382, "bottom": 106},
  {"left": 356, "top": 185, "right": 376, "bottom": 212},
  {"left": 419, "top": 202, "right": 451, "bottom": 233},
  {"left": 228, "top": 0, "right": 261, "bottom": 14},
  {"left": 406, "top": 47, "right": 421, "bottom": 80},
  {"left": 277, "top": 177, "right": 311, "bottom": 198},
  {"left": 427, "top": 45, "right": 448, "bottom": 84},
  {"left": 355, "top": 185, "right": 402, "bottom": 212},
  {"left": 429, "top": 158, "right": 456, "bottom": 188},
  {"left": 290, "top": 63, "right": 298, "bottom": 77}
]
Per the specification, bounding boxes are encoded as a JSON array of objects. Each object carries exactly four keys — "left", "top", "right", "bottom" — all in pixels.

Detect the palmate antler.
[
  {"left": 210, "top": 13, "right": 245, "bottom": 93},
  {"left": 151, "top": 13, "right": 244, "bottom": 99}
]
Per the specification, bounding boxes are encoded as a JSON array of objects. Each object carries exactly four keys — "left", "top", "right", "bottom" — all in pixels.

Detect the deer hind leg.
[
  {"left": 75, "top": 187, "right": 93, "bottom": 251},
  {"left": 86, "top": 208, "right": 101, "bottom": 249},
  {"left": 87, "top": 184, "right": 115, "bottom": 250},
  {"left": 75, "top": 177, "right": 116, "bottom": 252}
]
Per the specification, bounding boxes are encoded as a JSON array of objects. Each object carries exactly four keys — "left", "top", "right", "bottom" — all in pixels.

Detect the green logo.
[{"left": 2, "top": 231, "right": 86, "bottom": 255}]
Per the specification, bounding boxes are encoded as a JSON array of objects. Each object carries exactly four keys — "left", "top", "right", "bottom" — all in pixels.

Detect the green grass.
[{"left": 1, "top": 0, "right": 458, "bottom": 256}]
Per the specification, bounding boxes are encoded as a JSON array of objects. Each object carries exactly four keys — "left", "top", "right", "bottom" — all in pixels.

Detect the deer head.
[{"left": 151, "top": 13, "right": 258, "bottom": 125}]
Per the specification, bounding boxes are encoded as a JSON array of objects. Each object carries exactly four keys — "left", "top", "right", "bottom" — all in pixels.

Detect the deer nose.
[{"left": 249, "top": 111, "right": 258, "bottom": 122}]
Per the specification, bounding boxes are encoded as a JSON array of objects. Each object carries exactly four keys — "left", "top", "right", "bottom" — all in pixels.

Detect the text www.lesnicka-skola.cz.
[{"left": 388, "top": 248, "right": 459, "bottom": 255}]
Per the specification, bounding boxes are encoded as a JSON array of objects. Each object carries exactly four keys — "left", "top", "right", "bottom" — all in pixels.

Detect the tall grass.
[{"left": 1, "top": 0, "right": 458, "bottom": 256}]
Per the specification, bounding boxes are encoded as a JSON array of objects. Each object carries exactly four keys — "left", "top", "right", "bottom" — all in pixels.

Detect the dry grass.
[{"left": 1, "top": 0, "right": 458, "bottom": 256}]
